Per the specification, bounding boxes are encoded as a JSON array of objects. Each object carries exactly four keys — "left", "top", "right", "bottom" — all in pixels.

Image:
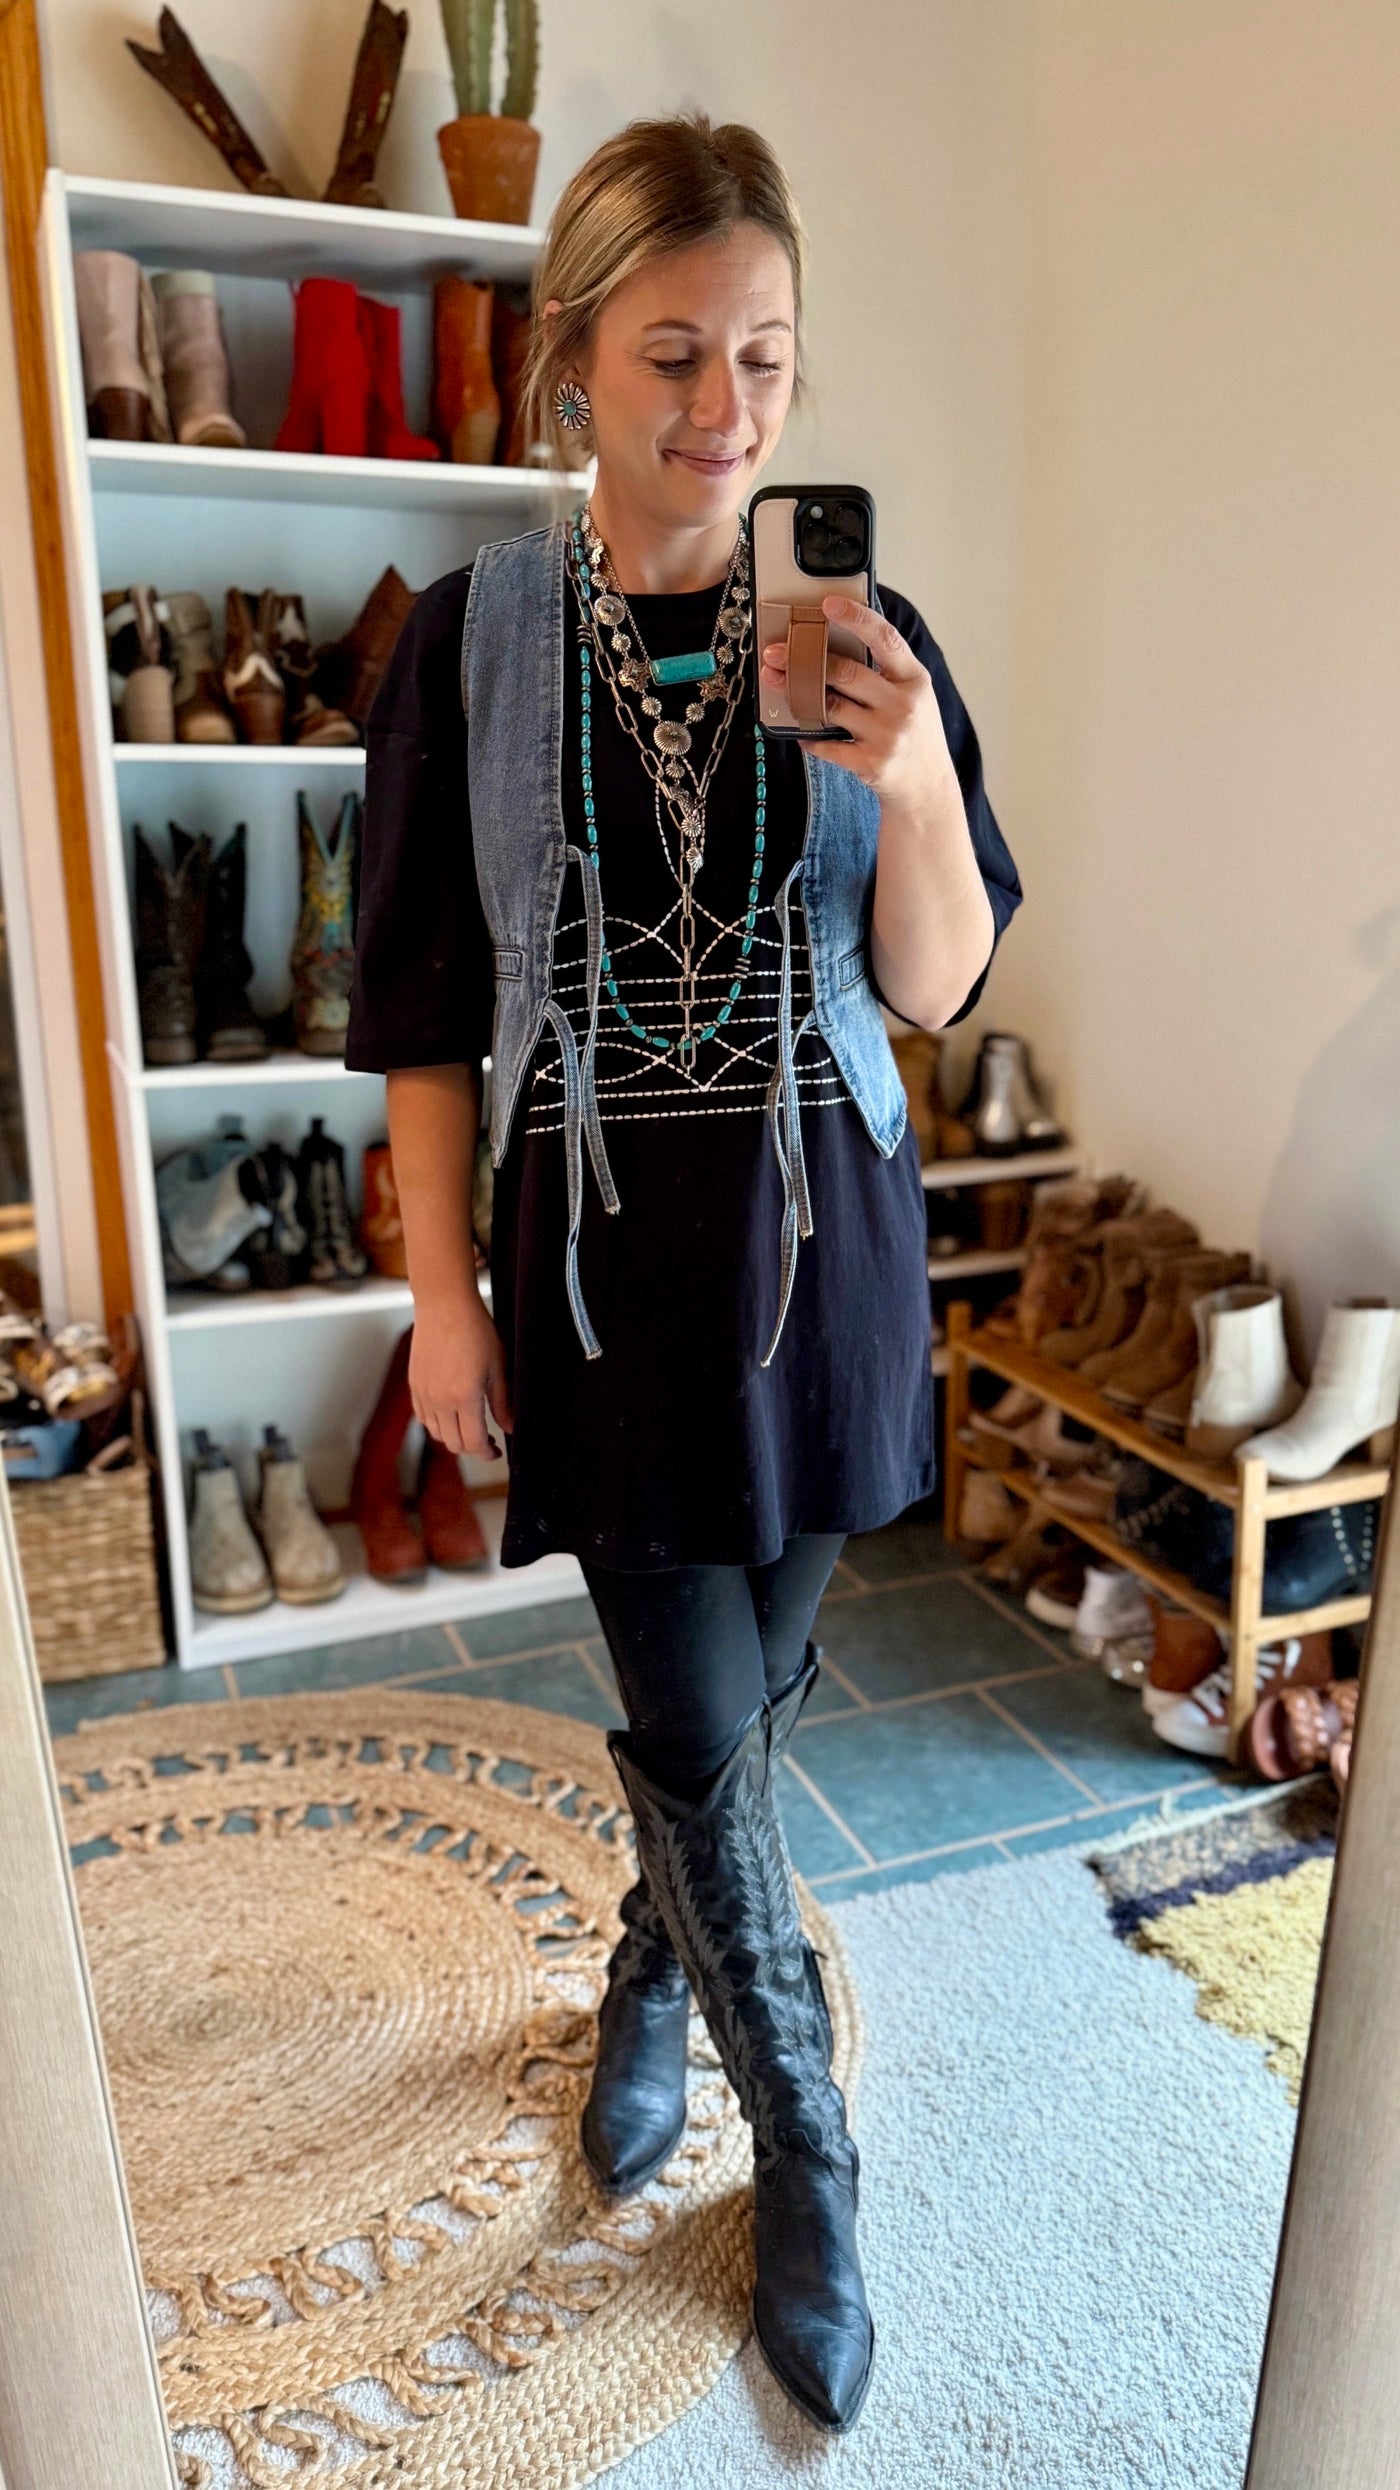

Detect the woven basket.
[{"left": 12, "top": 1410, "right": 166, "bottom": 1682}]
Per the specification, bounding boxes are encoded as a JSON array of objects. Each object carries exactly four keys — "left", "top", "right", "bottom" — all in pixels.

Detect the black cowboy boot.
[
  {"left": 608, "top": 1666, "right": 873, "bottom": 2434},
  {"left": 581, "top": 1644, "right": 822, "bottom": 2197}
]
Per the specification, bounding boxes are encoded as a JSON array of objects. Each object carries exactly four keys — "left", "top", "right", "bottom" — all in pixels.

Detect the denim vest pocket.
[
  {"left": 493, "top": 945, "right": 524, "bottom": 979},
  {"left": 837, "top": 943, "right": 867, "bottom": 991}
]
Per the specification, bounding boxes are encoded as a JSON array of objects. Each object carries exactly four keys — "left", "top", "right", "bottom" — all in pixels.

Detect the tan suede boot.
[
  {"left": 1079, "top": 1246, "right": 1200, "bottom": 1388},
  {"left": 253, "top": 1428, "right": 344, "bottom": 1603},
  {"left": 166, "top": 591, "right": 237, "bottom": 743},
  {"left": 151, "top": 269, "right": 246, "bottom": 447},
  {"left": 1101, "top": 1251, "right": 1253, "bottom": 1414},
  {"left": 1039, "top": 1209, "right": 1200, "bottom": 1367}
]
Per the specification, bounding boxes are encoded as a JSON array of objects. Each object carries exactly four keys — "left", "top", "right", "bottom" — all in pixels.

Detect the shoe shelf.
[
  {"left": 941, "top": 1303, "right": 1390, "bottom": 1757},
  {"left": 63, "top": 173, "right": 547, "bottom": 290},
  {"left": 89, "top": 438, "right": 587, "bottom": 515},
  {"left": 128, "top": 1049, "right": 383, "bottom": 1090},
  {"left": 927, "top": 1247, "right": 1027, "bottom": 1282},
  {"left": 114, "top": 744, "right": 366, "bottom": 769},
  {"left": 921, "top": 1145, "right": 1083, "bottom": 1191},
  {"left": 41, "top": 167, "right": 589, "bottom": 1668},
  {"left": 187, "top": 1501, "right": 582, "bottom": 1670}
]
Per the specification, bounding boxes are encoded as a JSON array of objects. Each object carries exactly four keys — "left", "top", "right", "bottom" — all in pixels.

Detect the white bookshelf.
[{"left": 42, "top": 169, "right": 590, "bottom": 1668}]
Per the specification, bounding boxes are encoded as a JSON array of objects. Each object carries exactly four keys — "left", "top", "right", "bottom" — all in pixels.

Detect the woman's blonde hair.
[{"left": 522, "top": 113, "right": 804, "bottom": 466}]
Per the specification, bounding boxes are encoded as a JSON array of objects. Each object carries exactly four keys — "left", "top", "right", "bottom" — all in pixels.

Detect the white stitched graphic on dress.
[{"left": 524, "top": 893, "right": 844, "bottom": 1133}]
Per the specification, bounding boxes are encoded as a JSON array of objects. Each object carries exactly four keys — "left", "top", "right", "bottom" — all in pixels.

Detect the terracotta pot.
[{"left": 437, "top": 114, "right": 541, "bottom": 225}]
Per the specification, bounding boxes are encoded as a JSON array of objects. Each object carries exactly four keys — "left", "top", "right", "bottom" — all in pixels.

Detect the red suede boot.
[
  {"left": 358, "top": 294, "right": 440, "bottom": 461},
  {"left": 418, "top": 1438, "right": 489, "bottom": 1570},
  {"left": 350, "top": 1328, "right": 426, "bottom": 1585},
  {"left": 276, "top": 278, "right": 371, "bottom": 457}
]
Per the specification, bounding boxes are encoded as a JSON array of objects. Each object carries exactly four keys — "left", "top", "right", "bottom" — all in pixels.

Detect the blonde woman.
[{"left": 348, "top": 113, "right": 1020, "bottom": 2432}]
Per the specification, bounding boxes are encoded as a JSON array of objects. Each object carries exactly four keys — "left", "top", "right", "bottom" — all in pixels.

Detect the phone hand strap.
[{"left": 787, "top": 605, "right": 829, "bottom": 729}]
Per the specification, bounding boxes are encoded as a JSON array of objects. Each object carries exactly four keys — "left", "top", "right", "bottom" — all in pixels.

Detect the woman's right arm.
[
  {"left": 344, "top": 566, "right": 511, "bottom": 1460},
  {"left": 386, "top": 1063, "right": 513, "bottom": 1461}
]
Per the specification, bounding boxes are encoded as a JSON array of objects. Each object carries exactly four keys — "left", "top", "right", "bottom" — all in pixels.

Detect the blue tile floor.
[{"left": 43, "top": 1503, "right": 1235, "bottom": 1895}]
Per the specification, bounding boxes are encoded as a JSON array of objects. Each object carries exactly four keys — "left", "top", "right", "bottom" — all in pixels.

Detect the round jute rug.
[{"left": 52, "top": 1687, "right": 861, "bottom": 2490}]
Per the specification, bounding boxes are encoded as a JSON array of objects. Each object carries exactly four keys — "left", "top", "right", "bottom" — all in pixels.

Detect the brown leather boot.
[
  {"left": 323, "top": 0, "right": 409, "bottom": 208},
  {"left": 268, "top": 595, "right": 359, "bottom": 746},
  {"left": 223, "top": 589, "right": 285, "bottom": 743},
  {"left": 418, "top": 1439, "right": 489, "bottom": 1570},
  {"left": 134, "top": 822, "right": 208, "bottom": 1064},
  {"left": 890, "top": 1030, "right": 942, "bottom": 1163},
  {"left": 1039, "top": 1209, "right": 1199, "bottom": 1367},
  {"left": 1101, "top": 1251, "right": 1253, "bottom": 1414},
  {"left": 433, "top": 276, "right": 502, "bottom": 464},
  {"left": 350, "top": 1329, "right": 425, "bottom": 1585},
  {"left": 315, "top": 566, "right": 416, "bottom": 730}
]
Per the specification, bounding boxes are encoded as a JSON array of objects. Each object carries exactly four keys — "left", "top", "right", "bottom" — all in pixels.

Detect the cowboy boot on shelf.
[
  {"left": 361, "top": 1140, "right": 408, "bottom": 1277},
  {"left": 241, "top": 1142, "right": 307, "bottom": 1290},
  {"left": 315, "top": 567, "right": 416, "bottom": 730},
  {"left": 324, "top": 0, "right": 409, "bottom": 207},
  {"left": 432, "top": 276, "right": 501, "bottom": 464},
  {"left": 350, "top": 1327, "right": 426, "bottom": 1585},
  {"left": 126, "top": 9, "right": 289, "bottom": 196},
  {"left": 105, "top": 586, "right": 175, "bottom": 742},
  {"left": 74, "top": 251, "right": 171, "bottom": 442},
  {"left": 188, "top": 1431, "right": 273, "bottom": 1614},
  {"left": 134, "top": 822, "right": 208, "bottom": 1064},
  {"left": 582, "top": 1646, "right": 821, "bottom": 2198},
  {"left": 223, "top": 589, "right": 285, "bottom": 743},
  {"left": 297, "top": 1117, "right": 368, "bottom": 1288},
  {"left": 165, "top": 591, "right": 236, "bottom": 742},
  {"left": 276, "top": 278, "right": 372, "bottom": 458},
  {"left": 195, "top": 820, "right": 266, "bottom": 1063},
  {"left": 253, "top": 1428, "right": 344, "bottom": 1603},
  {"left": 292, "top": 794, "right": 359, "bottom": 1055},
  {"left": 150, "top": 270, "right": 245, "bottom": 448},
  {"left": 491, "top": 282, "right": 539, "bottom": 465},
  {"left": 359, "top": 294, "right": 440, "bottom": 461},
  {"left": 268, "top": 594, "right": 359, "bottom": 746},
  {"left": 418, "top": 1438, "right": 488, "bottom": 1570}
]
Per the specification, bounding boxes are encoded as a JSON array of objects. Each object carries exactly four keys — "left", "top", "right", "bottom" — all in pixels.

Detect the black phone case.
[{"left": 749, "top": 483, "right": 878, "bottom": 742}]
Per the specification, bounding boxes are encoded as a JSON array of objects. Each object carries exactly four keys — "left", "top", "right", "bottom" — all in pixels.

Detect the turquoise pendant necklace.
[{"left": 569, "top": 511, "right": 764, "bottom": 1070}]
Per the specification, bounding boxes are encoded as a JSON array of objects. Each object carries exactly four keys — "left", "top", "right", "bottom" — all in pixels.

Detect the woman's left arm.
[{"left": 760, "top": 592, "right": 1012, "bottom": 1031}]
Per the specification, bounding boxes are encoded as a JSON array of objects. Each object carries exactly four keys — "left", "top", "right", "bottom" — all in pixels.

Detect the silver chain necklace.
[{"left": 568, "top": 514, "right": 757, "bottom": 1064}]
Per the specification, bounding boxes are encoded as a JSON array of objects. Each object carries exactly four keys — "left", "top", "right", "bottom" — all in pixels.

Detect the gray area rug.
[{"left": 604, "top": 1842, "right": 1294, "bottom": 2489}]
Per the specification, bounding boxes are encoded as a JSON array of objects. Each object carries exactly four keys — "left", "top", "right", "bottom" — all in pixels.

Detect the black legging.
[{"left": 581, "top": 1534, "right": 845, "bottom": 1790}]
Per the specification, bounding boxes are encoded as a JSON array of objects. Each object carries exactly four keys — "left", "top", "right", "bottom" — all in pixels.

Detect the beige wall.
[
  {"left": 995, "top": 0, "right": 1400, "bottom": 1343},
  {"left": 38, "top": 0, "right": 1398, "bottom": 1342}
]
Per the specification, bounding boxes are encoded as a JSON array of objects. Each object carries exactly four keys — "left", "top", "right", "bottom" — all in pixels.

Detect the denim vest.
[{"left": 461, "top": 521, "right": 908, "bottom": 1368}]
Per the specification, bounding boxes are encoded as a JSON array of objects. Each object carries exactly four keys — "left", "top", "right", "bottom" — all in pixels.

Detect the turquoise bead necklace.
[{"left": 568, "top": 510, "right": 764, "bottom": 1071}]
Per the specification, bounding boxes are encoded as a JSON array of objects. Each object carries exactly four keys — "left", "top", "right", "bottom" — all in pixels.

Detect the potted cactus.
[{"left": 437, "top": 0, "right": 540, "bottom": 225}]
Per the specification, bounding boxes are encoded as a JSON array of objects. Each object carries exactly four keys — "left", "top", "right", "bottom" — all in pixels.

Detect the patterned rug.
[
  {"left": 51, "top": 1690, "right": 860, "bottom": 2490},
  {"left": 1089, "top": 1783, "right": 1339, "bottom": 2101}
]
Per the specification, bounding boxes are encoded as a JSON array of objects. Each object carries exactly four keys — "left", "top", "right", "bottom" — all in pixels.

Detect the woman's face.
[{"left": 579, "top": 223, "right": 796, "bottom": 535}]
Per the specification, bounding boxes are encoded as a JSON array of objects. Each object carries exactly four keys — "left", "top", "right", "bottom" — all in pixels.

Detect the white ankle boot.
[
  {"left": 1239, "top": 1302, "right": 1400, "bottom": 1481},
  {"left": 1185, "top": 1284, "right": 1304, "bottom": 1459}
]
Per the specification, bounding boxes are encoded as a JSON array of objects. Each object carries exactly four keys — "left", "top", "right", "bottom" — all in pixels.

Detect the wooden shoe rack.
[
  {"left": 40, "top": 171, "right": 590, "bottom": 1668},
  {"left": 942, "top": 1299, "right": 1392, "bottom": 1758}
]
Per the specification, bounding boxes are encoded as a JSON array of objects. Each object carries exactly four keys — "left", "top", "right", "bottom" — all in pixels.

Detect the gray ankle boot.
[
  {"left": 188, "top": 1433, "right": 272, "bottom": 1614},
  {"left": 253, "top": 1428, "right": 344, "bottom": 1604}
]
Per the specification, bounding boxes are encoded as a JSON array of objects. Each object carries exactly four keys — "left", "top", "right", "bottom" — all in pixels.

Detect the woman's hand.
[
  {"left": 409, "top": 1290, "right": 514, "bottom": 1461},
  {"left": 760, "top": 595, "right": 957, "bottom": 813}
]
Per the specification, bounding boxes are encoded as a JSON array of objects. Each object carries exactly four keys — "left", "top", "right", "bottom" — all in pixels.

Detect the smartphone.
[{"left": 750, "top": 485, "right": 877, "bottom": 740}]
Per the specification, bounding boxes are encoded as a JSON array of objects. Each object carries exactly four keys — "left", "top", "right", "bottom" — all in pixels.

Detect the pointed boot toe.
[{"left": 753, "top": 2149, "right": 875, "bottom": 2432}]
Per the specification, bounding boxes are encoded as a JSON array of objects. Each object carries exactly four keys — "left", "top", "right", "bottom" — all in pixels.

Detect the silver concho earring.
[{"left": 555, "top": 378, "right": 592, "bottom": 433}]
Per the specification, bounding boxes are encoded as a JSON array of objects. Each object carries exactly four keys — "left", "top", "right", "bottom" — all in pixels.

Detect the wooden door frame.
[
  {"left": 0, "top": 1456, "right": 176, "bottom": 2488},
  {"left": 0, "top": 0, "right": 130, "bottom": 1327}
]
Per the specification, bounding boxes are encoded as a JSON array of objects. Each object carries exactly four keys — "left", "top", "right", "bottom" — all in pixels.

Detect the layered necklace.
[{"left": 567, "top": 507, "right": 764, "bottom": 1071}]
